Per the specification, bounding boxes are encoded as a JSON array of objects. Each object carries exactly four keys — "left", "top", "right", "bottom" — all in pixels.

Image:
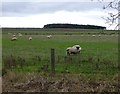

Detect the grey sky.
[
  {"left": 1, "top": 1, "right": 118, "bottom": 29},
  {"left": 2, "top": 2, "right": 107, "bottom": 16}
]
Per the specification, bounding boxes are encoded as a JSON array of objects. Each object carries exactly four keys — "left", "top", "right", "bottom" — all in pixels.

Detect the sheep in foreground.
[
  {"left": 66, "top": 45, "right": 81, "bottom": 55},
  {"left": 11, "top": 37, "right": 17, "bottom": 41},
  {"left": 29, "top": 36, "right": 32, "bottom": 40},
  {"left": 47, "top": 35, "right": 52, "bottom": 39}
]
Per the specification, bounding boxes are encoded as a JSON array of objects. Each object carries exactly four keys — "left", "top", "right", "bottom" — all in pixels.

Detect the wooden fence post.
[{"left": 51, "top": 48, "right": 55, "bottom": 74}]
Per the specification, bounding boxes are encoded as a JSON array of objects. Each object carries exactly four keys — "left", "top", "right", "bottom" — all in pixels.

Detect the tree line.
[{"left": 43, "top": 23, "right": 106, "bottom": 29}]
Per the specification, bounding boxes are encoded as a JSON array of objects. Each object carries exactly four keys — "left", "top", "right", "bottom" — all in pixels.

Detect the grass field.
[{"left": 2, "top": 29, "right": 119, "bottom": 78}]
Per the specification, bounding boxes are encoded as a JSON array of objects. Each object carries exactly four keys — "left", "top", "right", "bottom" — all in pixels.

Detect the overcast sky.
[{"left": 0, "top": 0, "right": 118, "bottom": 29}]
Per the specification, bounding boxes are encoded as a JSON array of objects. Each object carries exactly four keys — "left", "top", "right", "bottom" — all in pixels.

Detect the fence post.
[{"left": 51, "top": 48, "right": 55, "bottom": 74}]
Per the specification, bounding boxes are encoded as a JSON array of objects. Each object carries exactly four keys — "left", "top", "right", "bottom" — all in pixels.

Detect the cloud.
[
  {"left": 1, "top": 10, "right": 108, "bottom": 28},
  {"left": 1, "top": 1, "right": 118, "bottom": 29},
  {"left": 2, "top": 2, "right": 106, "bottom": 16}
]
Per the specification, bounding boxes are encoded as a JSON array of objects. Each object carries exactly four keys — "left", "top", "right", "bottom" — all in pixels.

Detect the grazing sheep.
[
  {"left": 47, "top": 35, "right": 52, "bottom": 39},
  {"left": 66, "top": 45, "right": 81, "bottom": 55},
  {"left": 18, "top": 33, "right": 22, "bottom": 37},
  {"left": 98, "top": 34, "right": 101, "bottom": 37},
  {"left": 66, "top": 47, "right": 79, "bottom": 55},
  {"left": 29, "top": 36, "right": 32, "bottom": 40},
  {"left": 11, "top": 37, "right": 17, "bottom": 41},
  {"left": 92, "top": 35, "right": 95, "bottom": 37},
  {"left": 13, "top": 34, "right": 16, "bottom": 37}
]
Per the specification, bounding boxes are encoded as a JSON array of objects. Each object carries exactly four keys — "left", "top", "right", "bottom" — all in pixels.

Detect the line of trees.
[{"left": 43, "top": 23, "right": 106, "bottom": 29}]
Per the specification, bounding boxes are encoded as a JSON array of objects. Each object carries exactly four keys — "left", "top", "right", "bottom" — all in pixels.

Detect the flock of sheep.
[
  {"left": 11, "top": 33, "right": 33, "bottom": 41},
  {"left": 10, "top": 33, "right": 81, "bottom": 55},
  {"left": 11, "top": 33, "right": 23, "bottom": 41},
  {"left": 8, "top": 32, "right": 118, "bottom": 57},
  {"left": 10, "top": 33, "right": 53, "bottom": 41}
]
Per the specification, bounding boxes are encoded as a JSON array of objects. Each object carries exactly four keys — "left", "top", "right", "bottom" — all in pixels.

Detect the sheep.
[
  {"left": 18, "top": 33, "right": 22, "bottom": 37},
  {"left": 98, "top": 34, "right": 101, "bottom": 37},
  {"left": 47, "top": 35, "right": 52, "bottom": 39},
  {"left": 29, "top": 36, "right": 32, "bottom": 40},
  {"left": 66, "top": 47, "right": 79, "bottom": 55},
  {"left": 11, "top": 36, "right": 17, "bottom": 41},
  {"left": 66, "top": 45, "right": 81, "bottom": 55},
  {"left": 13, "top": 34, "right": 16, "bottom": 37},
  {"left": 92, "top": 35, "right": 95, "bottom": 37}
]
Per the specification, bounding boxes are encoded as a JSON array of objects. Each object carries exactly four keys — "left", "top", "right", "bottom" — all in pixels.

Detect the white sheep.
[
  {"left": 66, "top": 45, "right": 81, "bottom": 55},
  {"left": 29, "top": 36, "right": 32, "bottom": 40},
  {"left": 18, "top": 33, "right": 22, "bottom": 37},
  {"left": 98, "top": 34, "right": 101, "bottom": 37},
  {"left": 92, "top": 35, "right": 95, "bottom": 37},
  {"left": 11, "top": 36, "right": 17, "bottom": 41},
  {"left": 13, "top": 34, "right": 16, "bottom": 37},
  {"left": 47, "top": 35, "right": 52, "bottom": 39}
]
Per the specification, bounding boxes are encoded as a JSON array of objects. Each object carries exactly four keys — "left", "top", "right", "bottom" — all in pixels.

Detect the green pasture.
[{"left": 2, "top": 29, "right": 119, "bottom": 77}]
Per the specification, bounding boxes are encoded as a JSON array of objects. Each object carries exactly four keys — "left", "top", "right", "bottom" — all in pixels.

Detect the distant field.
[{"left": 2, "top": 29, "right": 119, "bottom": 78}]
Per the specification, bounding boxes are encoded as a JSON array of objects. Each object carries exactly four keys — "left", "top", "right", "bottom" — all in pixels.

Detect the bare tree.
[
  {"left": 92, "top": 0, "right": 120, "bottom": 30},
  {"left": 118, "top": 1, "right": 120, "bottom": 30}
]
